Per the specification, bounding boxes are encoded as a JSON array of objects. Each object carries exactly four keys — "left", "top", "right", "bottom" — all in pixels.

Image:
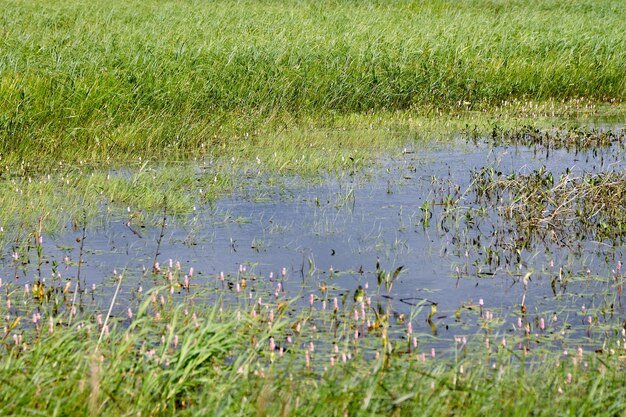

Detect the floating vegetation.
[
  {"left": 471, "top": 168, "right": 626, "bottom": 244},
  {"left": 484, "top": 126, "right": 626, "bottom": 151}
]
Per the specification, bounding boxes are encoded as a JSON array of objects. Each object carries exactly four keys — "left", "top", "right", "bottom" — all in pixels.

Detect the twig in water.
[
  {"left": 153, "top": 198, "right": 168, "bottom": 274},
  {"left": 76, "top": 210, "right": 87, "bottom": 292}
]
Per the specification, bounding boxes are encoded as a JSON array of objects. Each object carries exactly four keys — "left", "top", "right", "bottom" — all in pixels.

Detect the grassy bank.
[
  {"left": 1, "top": 0, "right": 625, "bottom": 166},
  {"left": 2, "top": 281, "right": 626, "bottom": 417}
]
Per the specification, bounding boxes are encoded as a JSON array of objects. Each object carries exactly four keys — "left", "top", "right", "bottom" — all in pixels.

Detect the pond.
[{"left": 2, "top": 126, "right": 625, "bottom": 355}]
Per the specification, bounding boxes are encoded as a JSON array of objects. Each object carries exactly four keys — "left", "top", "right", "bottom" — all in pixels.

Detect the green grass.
[
  {"left": 1, "top": 0, "right": 625, "bottom": 166},
  {"left": 2, "top": 282, "right": 626, "bottom": 417}
]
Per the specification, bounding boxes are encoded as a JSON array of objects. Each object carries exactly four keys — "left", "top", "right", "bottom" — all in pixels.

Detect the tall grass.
[
  {"left": 1, "top": 0, "right": 624, "bottom": 164},
  {"left": 2, "top": 283, "right": 626, "bottom": 416}
]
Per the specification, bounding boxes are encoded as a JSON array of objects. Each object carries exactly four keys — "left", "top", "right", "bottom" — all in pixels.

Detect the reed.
[{"left": 1, "top": 0, "right": 624, "bottom": 166}]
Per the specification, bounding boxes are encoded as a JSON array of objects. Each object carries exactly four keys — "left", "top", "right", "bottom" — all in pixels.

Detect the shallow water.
[{"left": 2, "top": 133, "right": 626, "bottom": 352}]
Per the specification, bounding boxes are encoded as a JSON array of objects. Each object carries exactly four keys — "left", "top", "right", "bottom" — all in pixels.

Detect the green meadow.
[{"left": 1, "top": 0, "right": 625, "bottom": 165}]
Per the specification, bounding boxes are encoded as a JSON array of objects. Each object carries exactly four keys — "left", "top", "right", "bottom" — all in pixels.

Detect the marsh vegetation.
[{"left": 1, "top": 0, "right": 625, "bottom": 415}]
